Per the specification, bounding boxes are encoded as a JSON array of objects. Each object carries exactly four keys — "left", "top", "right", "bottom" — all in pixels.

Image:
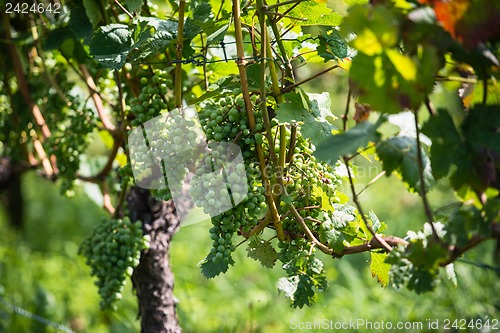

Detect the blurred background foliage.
[{"left": 1, "top": 0, "right": 499, "bottom": 331}]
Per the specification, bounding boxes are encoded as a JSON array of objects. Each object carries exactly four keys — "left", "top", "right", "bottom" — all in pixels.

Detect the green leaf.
[
  {"left": 82, "top": 0, "right": 102, "bottom": 27},
  {"left": 131, "top": 18, "right": 178, "bottom": 61},
  {"left": 287, "top": 0, "right": 343, "bottom": 26},
  {"left": 293, "top": 275, "right": 318, "bottom": 308},
  {"left": 276, "top": 92, "right": 308, "bottom": 124},
  {"left": 311, "top": 186, "right": 334, "bottom": 213},
  {"left": 246, "top": 237, "right": 279, "bottom": 269},
  {"left": 422, "top": 108, "right": 464, "bottom": 180},
  {"left": 368, "top": 211, "right": 381, "bottom": 232},
  {"left": 192, "top": 2, "right": 212, "bottom": 22},
  {"left": 319, "top": 212, "right": 358, "bottom": 252},
  {"left": 206, "top": 23, "right": 230, "bottom": 45},
  {"left": 307, "top": 92, "right": 337, "bottom": 124},
  {"left": 319, "top": 218, "right": 344, "bottom": 252},
  {"left": 126, "top": 0, "right": 142, "bottom": 13},
  {"left": 275, "top": 91, "right": 336, "bottom": 147},
  {"left": 370, "top": 252, "right": 390, "bottom": 287},
  {"left": 462, "top": 105, "right": 500, "bottom": 154},
  {"left": 341, "top": 5, "right": 398, "bottom": 56},
  {"left": 314, "top": 118, "right": 384, "bottom": 165},
  {"left": 376, "top": 136, "right": 434, "bottom": 192},
  {"left": 317, "top": 29, "right": 349, "bottom": 61},
  {"left": 132, "top": 19, "right": 156, "bottom": 48},
  {"left": 44, "top": 27, "right": 73, "bottom": 50},
  {"left": 89, "top": 24, "right": 132, "bottom": 69},
  {"left": 69, "top": 3, "right": 93, "bottom": 40},
  {"left": 444, "top": 205, "right": 485, "bottom": 248}
]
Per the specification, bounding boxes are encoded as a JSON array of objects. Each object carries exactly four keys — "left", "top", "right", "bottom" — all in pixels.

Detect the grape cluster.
[
  {"left": 129, "top": 69, "right": 172, "bottom": 127},
  {"left": 128, "top": 70, "right": 201, "bottom": 202},
  {"left": 78, "top": 217, "right": 149, "bottom": 310},
  {"left": 196, "top": 92, "right": 342, "bottom": 274},
  {"left": 48, "top": 107, "right": 94, "bottom": 194}
]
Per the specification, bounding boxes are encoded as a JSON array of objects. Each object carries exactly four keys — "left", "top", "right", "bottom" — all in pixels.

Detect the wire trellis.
[
  {"left": 129, "top": 37, "right": 322, "bottom": 67},
  {"left": 0, "top": 296, "right": 76, "bottom": 333}
]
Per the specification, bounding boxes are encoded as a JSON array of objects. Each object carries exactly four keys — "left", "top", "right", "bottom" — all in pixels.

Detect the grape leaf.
[
  {"left": 287, "top": 0, "right": 343, "bottom": 26},
  {"left": 88, "top": 24, "right": 133, "bottom": 69},
  {"left": 276, "top": 91, "right": 337, "bottom": 147},
  {"left": 246, "top": 236, "right": 279, "bottom": 269},
  {"left": 199, "top": 253, "right": 233, "bottom": 279},
  {"left": 343, "top": 5, "right": 441, "bottom": 113},
  {"left": 206, "top": 23, "right": 230, "bottom": 45},
  {"left": 311, "top": 186, "right": 334, "bottom": 213},
  {"left": 462, "top": 105, "right": 500, "bottom": 154},
  {"left": 421, "top": 108, "right": 464, "bottom": 180},
  {"left": 293, "top": 275, "right": 318, "bottom": 308},
  {"left": 126, "top": 0, "right": 142, "bottom": 13},
  {"left": 376, "top": 136, "right": 434, "bottom": 192},
  {"left": 317, "top": 30, "right": 349, "bottom": 61},
  {"left": 69, "top": 3, "right": 93, "bottom": 39},
  {"left": 276, "top": 92, "right": 308, "bottom": 124},
  {"left": 314, "top": 117, "right": 384, "bottom": 165},
  {"left": 131, "top": 18, "right": 178, "bottom": 61},
  {"left": 319, "top": 218, "right": 344, "bottom": 252},
  {"left": 370, "top": 252, "right": 390, "bottom": 287},
  {"left": 82, "top": 0, "right": 102, "bottom": 27},
  {"left": 368, "top": 211, "right": 381, "bottom": 232},
  {"left": 319, "top": 212, "right": 358, "bottom": 252},
  {"left": 341, "top": 5, "right": 399, "bottom": 56}
]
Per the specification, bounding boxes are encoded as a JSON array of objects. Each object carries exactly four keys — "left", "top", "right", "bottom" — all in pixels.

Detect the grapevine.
[{"left": 2, "top": 0, "right": 499, "bottom": 326}]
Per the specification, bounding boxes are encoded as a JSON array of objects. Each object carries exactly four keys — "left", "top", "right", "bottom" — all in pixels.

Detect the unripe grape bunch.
[{"left": 78, "top": 217, "right": 149, "bottom": 310}]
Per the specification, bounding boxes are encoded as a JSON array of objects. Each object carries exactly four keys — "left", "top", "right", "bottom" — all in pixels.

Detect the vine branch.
[
  {"left": 233, "top": 0, "right": 285, "bottom": 241},
  {"left": 174, "top": 0, "right": 186, "bottom": 109},
  {"left": 344, "top": 156, "right": 393, "bottom": 252},
  {"left": 413, "top": 109, "right": 440, "bottom": 241},
  {"left": 79, "top": 64, "right": 116, "bottom": 131}
]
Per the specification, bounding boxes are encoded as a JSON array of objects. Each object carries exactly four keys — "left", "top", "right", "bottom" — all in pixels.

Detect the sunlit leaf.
[
  {"left": 314, "top": 117, "right": 384, "bottom": 165},
  {"left": 370, "top": 252, "right": 391, "bottom": 287}
]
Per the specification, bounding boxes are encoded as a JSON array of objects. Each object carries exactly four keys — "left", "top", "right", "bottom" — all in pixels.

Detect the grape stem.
[
  {"left": 344, "top": 156, "right": 393, "bottom": 252},
  {"left": 239, "top": 214, "right": 271, "bottom": 238},
  {"left": 265, "top": 0, "right": 304, "bottom": 11},
  {"left": 174, "top": 0, "right": 186, "bottom": 109},
  {"left": 287, "top": 202, "right": 333, "bottom": 255},
  {"left": 79, "top": 64, "right": 116, "bottom": 131},
  {"left": 281, "top": 65, "right": 340, "bottom": 94},
  {"left": 233, "top": 0, "right": 286, "bottom": 241},
  {"left": 256, "top": 0, "right": 278, "bottom": 164}
]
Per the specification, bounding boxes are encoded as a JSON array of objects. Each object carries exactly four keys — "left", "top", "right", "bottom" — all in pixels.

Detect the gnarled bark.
[{"left": 127, "top": 186, "right": 182, "bottom": 333}]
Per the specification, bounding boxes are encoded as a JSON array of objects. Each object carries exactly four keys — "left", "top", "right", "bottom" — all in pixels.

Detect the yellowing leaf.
[
  {"left": 370, "top": 252, "right": 391, "bottom": 287},
  {"left": 115, "top": 152, "right": 128, "bottom": 167},
  {"left": 312, "top": 186, "right": 335, "bottom": 212},
  {"left": 385, "top": 49, "right": 417, "bottom": 81},
  {"left": 352, "top": 29, "right": 383, "bottom": 56},
  {"left": 338, "top": 58, "right": 352, "bottom": 70}
]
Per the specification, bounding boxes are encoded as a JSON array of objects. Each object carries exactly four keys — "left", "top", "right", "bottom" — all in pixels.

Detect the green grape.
[
  {"left": 130, "top": 69, "right": 174, "bottom": 127},
  {"left": 78, "top": 217, "right": 149, "bottom": 310}
]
